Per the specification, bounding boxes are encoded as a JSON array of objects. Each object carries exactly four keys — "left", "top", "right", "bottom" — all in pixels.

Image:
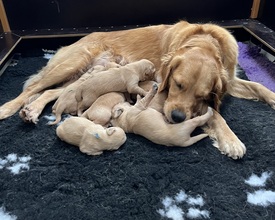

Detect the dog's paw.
[
  {"left": 19, "top": 105, "right": 40, "bottom": 124},
  {"left": 153, "top": 83, "right": 158, "bottom": 91},
  {"left": 206, "top": 107, "right": 213, "bottom": 117},
  {"left": 213, "top": 137, "right": 246, "bottom": 159},
  {"left": 269, "top": 99, "right": 275, "bottom": 110}
]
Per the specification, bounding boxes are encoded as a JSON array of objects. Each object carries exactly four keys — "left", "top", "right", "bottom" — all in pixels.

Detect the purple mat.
[{"left": 238, "top": 42, "right": 275, "bottom": 92}]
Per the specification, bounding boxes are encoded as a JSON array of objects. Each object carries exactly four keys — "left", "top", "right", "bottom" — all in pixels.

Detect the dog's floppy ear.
[
  {"left": 211, "top": 71, "right": 227, "bottom": 111},
  {"left": 112, "top": 108, "right": 124, "bottom": 119},
  {"left": 158, "top": 52, "right": 175, "bottom": 92}
]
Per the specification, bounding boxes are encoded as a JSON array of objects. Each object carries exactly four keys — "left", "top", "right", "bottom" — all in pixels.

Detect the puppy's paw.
[
  {"left": 213, "top": 137, "right": 246, "bottom": 159},
  {"left": 153, "top": 83, "right": 158, "bottom": 91},
  {"left": 206, "top": 107, "right": 213, "bottom": 117}
]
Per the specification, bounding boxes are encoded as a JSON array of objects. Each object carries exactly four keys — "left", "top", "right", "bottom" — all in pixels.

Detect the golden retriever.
[
  {"left": 111, "top": 83, "right": 213, "bottom": 147},
  {"left": 1, "top": 20, "right": 275, "bottom": 159}
]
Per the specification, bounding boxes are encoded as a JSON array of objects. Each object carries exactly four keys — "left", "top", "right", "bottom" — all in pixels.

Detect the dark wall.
[
  {"left": 258, "top": 0, "right": 275, "bottom": 30},
  {"left": 4, "top": 0, "right": 253, "bottom": 31}
]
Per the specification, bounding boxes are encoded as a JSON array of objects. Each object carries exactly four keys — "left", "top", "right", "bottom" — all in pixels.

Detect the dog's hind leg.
[
  {"left": 184, "top": 107, "right": 213, "bottom": 129},
  {"left": 135, "top": 83, "right": 158, "bottom": 110},
  {"left": 227, "top": 77, "right": 275, "bottom": 109},
  {"left": 0, "top": 44, "right": 103, "bottom": 120},
  {"left": 181, "top": 133, "right": 209, "bottom": 147}
]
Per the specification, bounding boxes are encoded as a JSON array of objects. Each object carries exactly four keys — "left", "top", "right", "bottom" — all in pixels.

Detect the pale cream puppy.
[
  {"left": 50, "top": 64, "right": 119, "bottom": 125},
  {"left": 56, "top": 116, "right": 127, "bottom": 155},
  {"left": 111, "top": 84, "right": 213, "bottom": 147},
  {"left": 81, "top": 92, "right": 125, "bottom": 127},
  {"left": 75, "top": 59, "right": 156, "bottom": 115}
]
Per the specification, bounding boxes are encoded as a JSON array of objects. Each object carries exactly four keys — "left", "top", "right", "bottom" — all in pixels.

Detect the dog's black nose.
[{"left": 171, "top": 109, "right": 186, "bottom": 123}]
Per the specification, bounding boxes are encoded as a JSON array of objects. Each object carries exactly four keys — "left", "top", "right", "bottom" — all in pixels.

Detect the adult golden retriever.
[{"left": 0, "top": 20, "right": 275, "bottom": 159}]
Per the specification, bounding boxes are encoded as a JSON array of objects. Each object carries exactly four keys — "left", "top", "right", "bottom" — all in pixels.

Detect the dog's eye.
[{"left": 176, "top": 82, "right": 183, "bottom": 90}]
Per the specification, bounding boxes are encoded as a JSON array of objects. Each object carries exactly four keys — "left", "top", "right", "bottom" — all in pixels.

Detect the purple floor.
[{"left": 238, "top": 42, "right": 275, "bottom": 92}]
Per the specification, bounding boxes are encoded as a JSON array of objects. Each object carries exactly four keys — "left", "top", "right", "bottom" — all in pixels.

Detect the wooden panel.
[
  {"left": 251, "top": 0, "right": 261, "bottom": 18},
  {"left": 0, "top": 0, "right": 10, "bottom": 32}
]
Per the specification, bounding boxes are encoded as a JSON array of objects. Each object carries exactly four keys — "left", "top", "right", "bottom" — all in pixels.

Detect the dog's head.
[{"left": 158, "top": 46, "right": 227, "bottom": 123}]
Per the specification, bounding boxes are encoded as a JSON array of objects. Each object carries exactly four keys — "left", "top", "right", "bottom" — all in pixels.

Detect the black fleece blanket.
[{"left": 0, "top": 43, "right": 275, "bottom": 220}]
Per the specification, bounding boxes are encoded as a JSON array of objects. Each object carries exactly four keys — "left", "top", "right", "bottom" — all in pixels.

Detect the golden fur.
[
  {"left": 1, "top": 20, "right": 275, "bottom": 159},
  {"left": 56, "top": 116, "right": 126, "bottom": 155},
  {"left": 111, "top": 84, "right": 213, "bottom": 146},
  {"left": 20, "top": 50, "right": 125, "bottom": 124},
  {"left": 81, "top": 92, "right": 126, "bottom": 127},
  {"left": 75, "top": 59, "right": 155, "bottom": 115}
]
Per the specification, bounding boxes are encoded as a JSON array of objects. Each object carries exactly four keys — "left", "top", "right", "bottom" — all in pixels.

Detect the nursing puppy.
[
  {"left": 111, "top": 84, "right": 213, "bottom": 147},
  {"left": 81, "top": 92, "right": 126, "bottom": 127},
  {"left": 49, "top": 65, "right": 117, "bottom": 125},
  {"left": 75, "top": 59, "right": 155, "bottom": 115},
  {"left": 20, "top": 50, "right": 125, "bottom": 124},
  {"left": 56, "top": 116, "right": 127, "bottom": 155}
]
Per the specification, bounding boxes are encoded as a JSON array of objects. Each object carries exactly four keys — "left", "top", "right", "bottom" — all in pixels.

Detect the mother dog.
[{"left": 1, "top": 21, "right": 275, "bottom": 159}]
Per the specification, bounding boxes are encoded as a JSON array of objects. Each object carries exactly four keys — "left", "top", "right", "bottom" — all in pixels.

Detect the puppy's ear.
[
  {"left": 112, "top": 108, "right": 124, "bottom": 119},
  {"left": 106, "top": 127, "right": 116, "bottom": 136},
  {"left": 158, "top": 52, "right": 174, "bottom": 92}
]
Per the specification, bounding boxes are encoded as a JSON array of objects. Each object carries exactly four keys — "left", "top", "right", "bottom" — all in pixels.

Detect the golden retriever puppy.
[
  {"left": 56, "top": 116, "right": 127, "bottom": 156},
  {"left": 81, "top": 92, "right": 126, "bottom": 127},
  {"left": 75, "top": 59, "right": 155, "bottom": 115},
  {"left": 49, "top": 65, "right": 112, "bottom": 125},
  {"left": 111, "top": 84, "right": 213, "bottom": 147}
]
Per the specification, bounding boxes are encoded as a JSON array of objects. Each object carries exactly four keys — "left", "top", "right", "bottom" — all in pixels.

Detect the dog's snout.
[{"left": 171, "top": 109, "right": 186, "bottom": 123}]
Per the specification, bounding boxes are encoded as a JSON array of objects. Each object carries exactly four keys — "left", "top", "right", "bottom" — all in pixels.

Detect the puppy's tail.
[{"left": 48, "top": 113, "right": 62, "bottom": 125}]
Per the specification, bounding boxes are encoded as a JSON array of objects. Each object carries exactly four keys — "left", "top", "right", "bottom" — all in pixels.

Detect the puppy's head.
[
  {"left": 105, "top": 127, "right": 127, "bottom": 147},
  {"left": 110, "top": 102, "right": 131, "bottom": 128},
  {"left": 139, "top": 59, "right": 156, "bottom": 81},
  {"left": 158, "top": 46, "right": 227, "bottom": 123}
]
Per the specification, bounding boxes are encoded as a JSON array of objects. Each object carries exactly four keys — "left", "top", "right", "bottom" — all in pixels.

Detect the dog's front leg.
[
  {"left": 19, "top": 88, "right": 64, "bottom": 124},
  {"left": 203, "top": 110, "right": 246, "bottom": 159}
]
